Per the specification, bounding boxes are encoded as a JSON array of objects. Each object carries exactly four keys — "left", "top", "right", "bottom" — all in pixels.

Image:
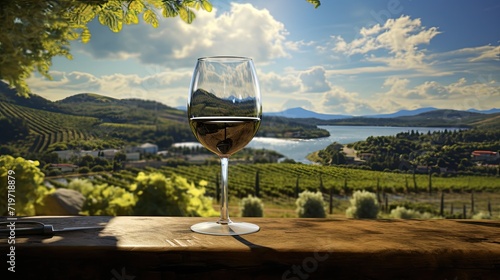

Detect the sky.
[{"left": 26, "top": 0, "right": 500, "bottom": 115}]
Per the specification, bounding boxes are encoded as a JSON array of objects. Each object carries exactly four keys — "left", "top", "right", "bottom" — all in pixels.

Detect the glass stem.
[{"left": 218, "top": 157, "right": 231, "bottom": 224}]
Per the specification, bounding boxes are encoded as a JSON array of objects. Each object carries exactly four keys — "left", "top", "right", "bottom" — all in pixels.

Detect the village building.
[{"left": 471, "top": 150, "right": 499, "bottom": 162}]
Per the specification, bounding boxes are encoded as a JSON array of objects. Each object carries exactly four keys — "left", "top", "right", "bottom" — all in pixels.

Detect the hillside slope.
[
  {"left": 56, "top": 93, "right": 186, "bottom": 124},
  {"left": 311, "top": 109, "right": 499, "bottom": 128},
  {"left": 0, "top": 86, "right": 331, "bottom": 154}
]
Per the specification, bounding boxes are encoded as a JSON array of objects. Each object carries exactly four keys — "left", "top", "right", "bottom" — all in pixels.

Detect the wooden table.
[{"left": 1, "top": 216, "right": 500, "bottom": 279}]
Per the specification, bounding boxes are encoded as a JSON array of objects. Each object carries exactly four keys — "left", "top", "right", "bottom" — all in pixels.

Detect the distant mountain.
[
  {"left": 365, "top": 107, "right": 438, "bottom": 118},
  {"left": 266, "top": 106, "right": 499, "bottom": 120},
  {"left": 266, "top": 107, "right": 351, "bottom": 120},
  {"left": 466, "top": 108, "right": 500, "bottom": 114},
  {"left": 312, "top": 109, "right": 500, "bottom": 129}
]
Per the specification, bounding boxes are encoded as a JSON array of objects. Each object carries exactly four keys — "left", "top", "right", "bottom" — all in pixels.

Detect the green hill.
[
  {"left": 56, "top": 93, "right": 186, "bottom": 124},
  {"left": 0, "top": 84, "right": 330, "bottom": 156},
  {"left": 0, "top": 102, "right": 98, "bottom": 153},
  {"left": 312, "top": 109, "right": 499, "bottom": 128},
  {"left": 470, "top": 113, "right": 500, "bottom": 129},
  {"left": 0, "top": 83, "right": 193, "bottom": 154},
  {"left": 58, "top": 92, "right": 118, "bottom": 103}
]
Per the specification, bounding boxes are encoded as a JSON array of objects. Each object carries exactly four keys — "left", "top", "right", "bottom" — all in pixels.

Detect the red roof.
[{"left": 471, "top": 150, "right": 497, "bottom": 156}]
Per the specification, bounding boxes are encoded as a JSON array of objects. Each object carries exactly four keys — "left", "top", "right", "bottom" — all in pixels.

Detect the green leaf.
[
  {"left": 178, "top": 7, "right": 195, "bottom": 24},
  {"left": 125, "top": 10, "right": 140, "bottom": 24},
  {"left": 129, "top": 0, "right": 145, "bottom": 13},
  {"left": 143, "top": 9, "right": 159, "bottom": 28},
  {"left": 81, "top": 27, "right": 91, "bottom": 44},
  {"left": 66, "top": 30, "right": 80, "bottom": 41},
  {"left": 162, "top": 3, "right": 179, "bottom": 18},
  {"left": 201, "top": 0, "right": 212, "bottom": 12},
  {"left": 306, "top": 0, "right": 321, "bottom": 8}
]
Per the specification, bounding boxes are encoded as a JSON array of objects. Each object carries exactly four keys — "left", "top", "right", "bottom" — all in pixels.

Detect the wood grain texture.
[{"left": 1, "top": 216, "right": 499, "bottom": 279}]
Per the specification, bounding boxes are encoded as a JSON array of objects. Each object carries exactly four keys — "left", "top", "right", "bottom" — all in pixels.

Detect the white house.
[
  {"left": 126, "top": 152, "right": 140, "bottom": 161},
  {"left": 54, "top": 150, "right": 76, "bottom": 161},
  {"left": 80, "top": 150, "right": 99, "bottom": 157},
  {"left": 136, "top": 143, "right": 158, "bottom": 154},
  {"left": 101, "top": 149, "right": 120, "bottom": 159}
]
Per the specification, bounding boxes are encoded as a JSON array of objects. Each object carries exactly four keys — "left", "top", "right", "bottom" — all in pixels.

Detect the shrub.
[
  {"left": 472, "top": 211, "right": 491, "bottom": 220},
  {"left": 132, "top": 172, "right": 217, "bottom": 217},
  {"left": 78, "top": 166, "right": 90, "bottom": 174},
  {"left": 345, "top": 190, "right": 379, "bottom": 219},
  {"left": 91, "top": 165, "right": 105, "bottom": 172},
  {"left": 68, "top": 178, "right": 135, "bottom": 215},
  {"left": 390, "top": 206, "right": 436, "bottom": 219},
  {"left": 296, "top": 191, "right": 326, "bottom": 218},
  {"left": 239, "top": 195, "right": 264, "bottom": 217},
  {"left": 48, "top": 169, "right": 62, "bottom": 177},
  {"left": 0, "top": 155, "right": 51, "bottom": 216},
  {"left": 67, "top": 178, "right": 94, "bottom": 195},
  {"left": 390, "top": 206, "right": 421, "bottom": 219}
]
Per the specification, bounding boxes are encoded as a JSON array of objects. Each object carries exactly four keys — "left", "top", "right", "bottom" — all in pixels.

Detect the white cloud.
[
  {"left": 377, "top": 76, "right": 500, "bottom": 110},
  {"left": 331, "top": 15, "right": 440, "bottom": 69},
  {"left": 299, "top": 66, "right": 331, "bottom": 92},
  {"left": 470, "top": 46, "right": 500, "bottom": 62},
  {"left": 382, "top": 76, "right": 411, "bottom": 96},
  {"left": 321, "top": 85, "right": 376, "bottom": 115},
  {"left": 258, "top": 70, "right": 301, "bottom": 93},
  {"left": 76, "top": 3, "right": 292, "bottom": 68},
  {"left": 461, "top": 45, "right": 500, "bottom": 62}
]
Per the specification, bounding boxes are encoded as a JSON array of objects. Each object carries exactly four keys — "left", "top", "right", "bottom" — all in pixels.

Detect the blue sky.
[{"left": 27, "top": 0, "right": 500, "bottom": 115}]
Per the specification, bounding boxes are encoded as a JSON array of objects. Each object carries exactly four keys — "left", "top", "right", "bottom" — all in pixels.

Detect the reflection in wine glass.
[{"left": 187, "top": 56, "right": 262, "bottom": 235}]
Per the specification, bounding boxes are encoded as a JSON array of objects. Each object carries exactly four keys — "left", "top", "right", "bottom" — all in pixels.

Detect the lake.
[
  {"left": 248, "top": 126, "right": 461, "bottom": 163},
  {"left": 174, "top": 126, "right": 462, "bottom": 164}
]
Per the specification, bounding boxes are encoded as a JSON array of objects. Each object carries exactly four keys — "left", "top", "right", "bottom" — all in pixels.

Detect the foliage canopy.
[
  {"left": 345, "top": 190, "right": 379, "bottom": 219},
  {"left": 0, "top": 155, "right": 51, "bottom": 216},
  {"left": 295, "top": 190, "right": 326, "bottom": 218}
]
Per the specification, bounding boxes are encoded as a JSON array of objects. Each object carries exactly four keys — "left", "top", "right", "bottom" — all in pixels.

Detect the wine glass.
[{"left": 187, "top": 56, "right": 262, "bottom": 235}]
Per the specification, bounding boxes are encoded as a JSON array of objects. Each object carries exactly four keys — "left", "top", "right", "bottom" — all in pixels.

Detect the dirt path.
[{"left": 342, "top": 146, "right": 360, "bottom": 160}]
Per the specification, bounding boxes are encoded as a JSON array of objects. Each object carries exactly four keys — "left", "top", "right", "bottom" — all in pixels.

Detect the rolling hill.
[
  {"left": 0, "top": 83, "right": 193, "bottom": 153},
  {"left": 0, "top": 101, "right": 99, "bottom": 153},
  {"left": 308, "top": 109, "right": 500, "bottom": 129},
  {"left": 56, "top": 93, "right": 186, "bottom": 124},
  {"left": 0, "top": 84, "right": 331, "bottom": 154}
]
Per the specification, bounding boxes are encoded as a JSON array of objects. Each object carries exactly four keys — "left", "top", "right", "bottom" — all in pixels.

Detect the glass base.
[{"left": 191, "top": 221, "right": 260, "bottom": 236}]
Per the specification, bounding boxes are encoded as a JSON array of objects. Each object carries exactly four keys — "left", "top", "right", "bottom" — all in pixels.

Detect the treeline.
[
  {"left": 256, "top": 116, "right": 330, "bottom": 138},
  {"left": 310, "top": 110, "right": 500, "bottom": 129},
  {"left": 317, "top": 129, "right": 500, "bottom": 175}
]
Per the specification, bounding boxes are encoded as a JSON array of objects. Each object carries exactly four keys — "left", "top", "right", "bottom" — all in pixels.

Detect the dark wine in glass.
[{"left": 187, "top": 56, "right": 262, "bottom": 235}]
